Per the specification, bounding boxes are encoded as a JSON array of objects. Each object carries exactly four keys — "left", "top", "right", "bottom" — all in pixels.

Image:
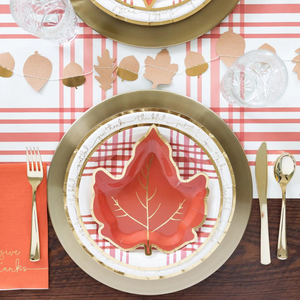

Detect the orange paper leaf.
[
  {"left": 94, "top": 49, "right": 117, "bottom": 91},
  {"left": 62, "top": 62, "right": 86, "bottom": 89},
  {"left": 144, "top": 49, "right": 178, "bottom": 88},
  {"left": 216, "top": 30, "right": 245, "bottom": 68},
  {"left": 292, "top": 49, "right": 300, "bottom": 81},
  {"left": 23, "top": 51, "right": 52, "bottom": 92},
  {"left": 117, "top": 55, "right": 139, "bottom": 82},
  {"left": 184, "top": 51, "right": 208, "bottom": 77},
  {"left": 259, "top": 43, "right": 276, "bottom": 54},
  {"left": 0, "top": 52, "right": 15, "bottom": 78},
  {"left": 92, "top": 125, "right": 208, "bottom": 256}
]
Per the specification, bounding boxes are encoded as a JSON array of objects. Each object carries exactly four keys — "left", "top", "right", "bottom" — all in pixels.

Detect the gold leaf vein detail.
[
  {"left": 151, "top": 199, "right": 185, "bottom": 233},
  {"left": 112, "top": 196, "right": 147, "bottom": 228}
]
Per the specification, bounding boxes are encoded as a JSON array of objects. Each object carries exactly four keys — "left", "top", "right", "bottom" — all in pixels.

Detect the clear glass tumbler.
[
  {"left": 10, "top": 0, "right": 78, "bottom": 45},
  {"left": 220, "top": 49, "right": 288, "bottom": 107}
]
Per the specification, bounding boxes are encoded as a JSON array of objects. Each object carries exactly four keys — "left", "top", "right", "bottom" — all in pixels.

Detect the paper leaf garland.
[
  {"left": 23, "top": 51, "right": 52, "bottom": 92},
  {"left": 94, "top": 49, "right": 117, "bottom": 91},
  {"left": 117, "top": 56, "right": 139, "bottom": 82},
  {"left": 259, "top": 43, "right": 276, "bottom": 54},
  {"left": 0, "top": 52, "right": 15, "bottom": 78},
  {"left": 62, "top": 62, "right": 86, "bottom": 89},
  {"left": 144, "top": 49, "right": 178, "bottom": 88},
  {"left": 185, "top": 51, "right": 208, "bottom": 77},
  {"left": 292, "top": 48, "right": 300, "bottom": 81},
  {"left": 216, "top": 30, "right": 245, "bottom": 68}
]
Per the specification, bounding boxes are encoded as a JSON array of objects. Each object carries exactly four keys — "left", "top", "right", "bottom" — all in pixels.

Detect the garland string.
[{"left": 0, "top": 55, "right": 298, "bottom": 81}]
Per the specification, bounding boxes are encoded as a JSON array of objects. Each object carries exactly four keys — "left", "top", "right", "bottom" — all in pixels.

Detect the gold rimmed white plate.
[
  {"left": 64, "top": 113, "right": 233, "bottom": 279},
  {"left": 71, "top": 0, "right": 239, "bottom": 47},
  {"left": 91, "top": 0, "right": 212, "bottom": 26},
  {"left": 48, "top": 90, "right": 252, "bottom": 295}
]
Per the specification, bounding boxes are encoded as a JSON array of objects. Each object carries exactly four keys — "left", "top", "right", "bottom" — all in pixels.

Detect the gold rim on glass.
[{"left": 48, "top": 90, "right": 252, "bottom": 295}]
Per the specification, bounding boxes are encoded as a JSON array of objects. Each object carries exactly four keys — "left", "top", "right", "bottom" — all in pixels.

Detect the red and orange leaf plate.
[{"left": 91, "top": 125, "right": 209, "bottom": 255}]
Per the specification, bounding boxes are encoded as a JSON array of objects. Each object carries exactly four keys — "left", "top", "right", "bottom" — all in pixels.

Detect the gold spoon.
[{"left": 274, "top": 153, "right": 296, "bottom": 260}]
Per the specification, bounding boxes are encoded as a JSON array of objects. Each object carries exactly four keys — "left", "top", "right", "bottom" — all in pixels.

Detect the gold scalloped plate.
[
  {"left": 71, "top": 0, "right": 239, "bottom": 47},
  {"left": 48, "top": 90, "right": 252, "bottom": 295}
]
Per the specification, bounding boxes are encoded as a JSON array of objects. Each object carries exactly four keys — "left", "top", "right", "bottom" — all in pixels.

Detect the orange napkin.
[{"left": 0, "top": 163, "right": 48, "bottom": 290}]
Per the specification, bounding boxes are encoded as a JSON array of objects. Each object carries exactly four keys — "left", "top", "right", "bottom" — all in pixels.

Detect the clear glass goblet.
[
  {"left": 10, "top": 0, "right": 78, "bottom": 45},
  {"left": 220, "top": 49, "right": 288, "bottom": 108}
]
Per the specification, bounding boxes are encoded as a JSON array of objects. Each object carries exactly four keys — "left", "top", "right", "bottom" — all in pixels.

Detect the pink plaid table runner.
[{"left": 1, "top": 0, "right": 300, "bottom": 198}]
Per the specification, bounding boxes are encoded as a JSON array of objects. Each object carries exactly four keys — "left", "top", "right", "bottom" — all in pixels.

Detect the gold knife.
[{"left": 255, "top": 142, "right": 271, "bottom": 265}]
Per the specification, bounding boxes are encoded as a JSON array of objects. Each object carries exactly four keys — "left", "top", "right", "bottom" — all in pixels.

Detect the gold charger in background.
[
  {"left": 71, "top": 0, "right": 239, "bottom": 47},
  {"left": 48, "top": 90, "right": 252, "bottom": 295}
]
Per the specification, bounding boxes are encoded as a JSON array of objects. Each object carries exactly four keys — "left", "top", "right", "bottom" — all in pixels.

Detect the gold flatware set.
[
  {"left": 255, "top": 143, "right": 296, "bottom": 264},
  {"left": 25, "top": 143, "right": 297, "bottom": 266},
  {"left": 23, "top": 141, "right": 297, "bottom": 267}
]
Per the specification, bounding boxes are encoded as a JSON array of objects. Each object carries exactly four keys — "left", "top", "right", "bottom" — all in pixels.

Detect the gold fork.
[{"left": 26, "top": 147, "right": 43, "bottom": 262}]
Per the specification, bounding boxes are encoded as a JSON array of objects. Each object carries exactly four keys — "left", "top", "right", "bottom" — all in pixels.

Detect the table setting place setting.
[{"left": 1, "top": 0, "right": 300, "bottom": 298}]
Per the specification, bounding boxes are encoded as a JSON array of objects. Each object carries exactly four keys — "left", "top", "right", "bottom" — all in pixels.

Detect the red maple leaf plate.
[{"left": 92, "top": 125, "right": 209, "bottom": 255}]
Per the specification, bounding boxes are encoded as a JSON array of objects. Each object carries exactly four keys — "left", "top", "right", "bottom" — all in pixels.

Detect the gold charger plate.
[
  {"left": 48, "top": 90, "right": 252, "bottom": 295},
  {"left": 71, "top": 0, "right": 239, "bottom": 47}
]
